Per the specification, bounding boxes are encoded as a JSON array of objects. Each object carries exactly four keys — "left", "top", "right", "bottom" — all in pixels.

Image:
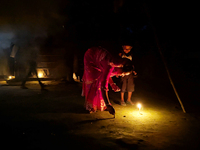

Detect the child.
[{"left": 119, "top": 45, "right": 137, "bottom": 106}]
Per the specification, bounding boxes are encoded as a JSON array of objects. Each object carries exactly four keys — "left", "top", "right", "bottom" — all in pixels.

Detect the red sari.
[{"left": 81, "top": 47, "right": 120, "bottom": 112}]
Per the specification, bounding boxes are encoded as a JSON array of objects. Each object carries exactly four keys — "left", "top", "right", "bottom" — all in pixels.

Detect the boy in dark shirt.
[{"left": 119, "top": 45, "right": 137, "bottom": 106}]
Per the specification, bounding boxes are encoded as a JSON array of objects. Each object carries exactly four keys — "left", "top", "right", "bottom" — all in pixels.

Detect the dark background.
[{"left": 0, "top": 0, "right": 199, "bottom": 103}]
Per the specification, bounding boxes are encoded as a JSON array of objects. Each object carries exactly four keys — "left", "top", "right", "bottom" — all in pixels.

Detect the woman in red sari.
[{"left": 81, "top": 46, "right": 130, "bottom": 114}]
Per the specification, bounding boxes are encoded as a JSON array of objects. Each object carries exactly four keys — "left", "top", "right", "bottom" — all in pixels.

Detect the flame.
[
  {"left": 38, "top": 71, "right": 44, "bottom": 78},
  {"left": 137, "top": 103, "right": 142, "bottom": 110},
  {"left": 8, "top": 76, "right": 15, "bottom": 80}
]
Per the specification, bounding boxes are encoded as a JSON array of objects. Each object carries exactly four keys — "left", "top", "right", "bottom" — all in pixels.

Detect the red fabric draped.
[{"left": 81, "top": 47, "right": 116, "bottom": 112}]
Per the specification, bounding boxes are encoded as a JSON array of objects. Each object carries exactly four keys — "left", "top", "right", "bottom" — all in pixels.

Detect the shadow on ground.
[{"left": 1, "top": 79, "right": 200, "bottom": 149}]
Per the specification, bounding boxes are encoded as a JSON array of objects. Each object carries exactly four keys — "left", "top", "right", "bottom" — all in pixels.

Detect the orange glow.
[
  {"left": 38, "top": 71, "right": 44, "bottom": 78},
  {"left": 8, "top": 76, "right": 15, "bottom": 80}
]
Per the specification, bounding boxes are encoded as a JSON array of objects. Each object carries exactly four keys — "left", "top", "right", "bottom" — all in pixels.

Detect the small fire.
[{"left": 137, "top": 103, "right": 142, "bottom": 111}]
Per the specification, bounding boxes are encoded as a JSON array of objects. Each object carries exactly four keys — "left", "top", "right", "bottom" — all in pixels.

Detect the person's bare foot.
[
  {"left": 126, "top": 100, "right": 134, "bottom": 105},
  {"left": 121, "top": 101, "right": 126, "bottom": 106}
]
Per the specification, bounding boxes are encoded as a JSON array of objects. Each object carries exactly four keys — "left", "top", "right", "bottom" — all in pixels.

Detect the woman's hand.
[
  {"left": 109, "top": 62, "right": 114, "bottom": 67},
  {"left": 121, "top": 72, "right": 131, "bottom": 77},
  {"left": 109, "top": 62, "right": 123, "bottom": 68},
  {"left": 110, "top": 83, "right": 121, "bottom": 92},
  {"left": 118, "top": 64, "right": 123, "bottom": 67}
]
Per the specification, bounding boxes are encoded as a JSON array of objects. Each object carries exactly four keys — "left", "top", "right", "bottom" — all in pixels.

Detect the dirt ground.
[{"left": 0, "top": 79, "right": 200, "bottom": 150}]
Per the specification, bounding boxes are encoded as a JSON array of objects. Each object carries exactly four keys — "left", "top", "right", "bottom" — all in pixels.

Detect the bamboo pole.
[{"left": 143, "top": 2, "right": 186, "bottom": 113}]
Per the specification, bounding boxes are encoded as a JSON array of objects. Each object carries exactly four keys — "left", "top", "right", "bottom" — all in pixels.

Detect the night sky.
[
  {"left": 0, "top": 0, "right": 198, "bottom": 80},
  {"left": 0, "top": 0, "right": 189, "bottom": 45}
]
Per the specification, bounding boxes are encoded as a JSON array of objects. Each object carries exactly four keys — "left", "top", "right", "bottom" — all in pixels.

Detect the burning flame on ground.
[{"left": 137, "top": 103, "right": 142, "bottom": 110}]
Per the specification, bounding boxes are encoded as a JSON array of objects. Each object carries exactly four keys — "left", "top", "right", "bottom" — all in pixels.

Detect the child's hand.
[{"left": 133, "top": 71, "right": 137, "bottom": 75}]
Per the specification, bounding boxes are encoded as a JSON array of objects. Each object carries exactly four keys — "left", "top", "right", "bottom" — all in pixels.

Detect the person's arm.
[
  {"left": 108, "top": 77, "right": 120, "bottom": 92},
  {"left": 101, "top": 88, "right": 115, "bottom": 116},
  {"left": 109, "top": 62, "right": 123, "bottom": 68},
  {"left": 101, "top": 61, "right": 116, "bottom": 115},
  {"left": 101, "top": 67, "right": 114, "bottom": 105},
  {"left": 101, "top": 88, "right": 111, "bottom": 105}
]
